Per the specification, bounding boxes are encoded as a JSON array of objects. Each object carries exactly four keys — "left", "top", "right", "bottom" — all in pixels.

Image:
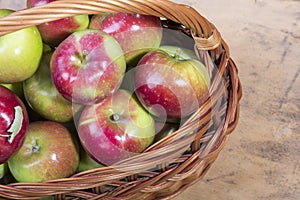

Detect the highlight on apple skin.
[{"left": 0, "top": 85, "right": 29, "bottom": 164}]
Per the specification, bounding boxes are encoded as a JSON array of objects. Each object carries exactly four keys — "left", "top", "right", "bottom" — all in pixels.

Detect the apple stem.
[
  {"left": 31, "top": 140, "right": 40, "bottom": 153},
  {"left": 32, "top": 145, "right": 40, "bottom": 153},
  {"left": 110, "top": 114, "right": 121, "bottom": 122},
  {"left": 82, "top": 50, "right": 88, "bottom": 60},
  {"left": 173, "top": 48, "right": 182, "bottom": 60}
]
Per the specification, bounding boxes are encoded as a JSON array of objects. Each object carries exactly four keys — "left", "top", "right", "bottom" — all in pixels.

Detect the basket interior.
[{"left": 0, "top": 2, "right": 242, "bottom": 199}]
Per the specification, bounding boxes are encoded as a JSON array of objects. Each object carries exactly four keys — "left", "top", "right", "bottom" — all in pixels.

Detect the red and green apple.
[
  {"left": 8, "top": 121, "right": 79, "bottom": 182},
  {"left": 134, "top": 47, "right": 210, "bottom": 120},
  {"left": 90, "top": 13, "right": 162, "bottom": 66},
  {"left": 78, "top": 89, "right": 155, "bottom": 166},
  {"left": 23, "top": 50, "right": 74, "bottom": 123},
  {"left": 27, "top": 0, "right": 89, "bottom": 47},
  {"left": 159, "top": 45, "right": 198, "bottom": 60},
  {"left": 50, "top": 29, "right": 126, "bottom": 105}
]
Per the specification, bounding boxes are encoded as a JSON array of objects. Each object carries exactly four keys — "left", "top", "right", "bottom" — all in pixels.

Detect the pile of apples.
[{"left": 0, "top": 0, "right": 211, "bottom": 183}]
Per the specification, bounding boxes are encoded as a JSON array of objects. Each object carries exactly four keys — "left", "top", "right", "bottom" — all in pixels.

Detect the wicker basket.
[{"left": 0, "top": 0, "right": 242, "bottom": 199}]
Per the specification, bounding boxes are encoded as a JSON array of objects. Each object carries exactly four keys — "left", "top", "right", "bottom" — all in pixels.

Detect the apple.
[
  {"left": 77, "top": 147, "right": 103, "bottom": 172},
  {"left": 50, "top": 29, "right": 126, "bottom": 105},
  {"left": 121, "top": 45, "right": 200, "bottom": 98},
  {"left": 134, "top": 47, "right": 211, "bottom": 120},
  {"left": 0, "top": 163, "right": 8, "bottom": 179},
  {"left": 154, "top": 120, "right": 179, "bottom": 143},
  {"left": 0, "top": 9, "right": 43, "bottom": 83},
  {"left": 159, "top": 45, "right": 198, "bottom": 60},
  {"left": 23, "top": 50, "right": 74, "bottom": 123},
  {"left": 89, "top": 13, "right": 163, "bottom": 66},
  {"left": 0, "top": 85, "right": 29, "bottom": 164},
  {"left": 8, "top": 121, "right": 79, "bottom": 182},
  {"left": 78, "top": 89, "right": 155, "bottom": 166},
  {"left": 1, "top": 82, "right": 24, "bottom": 100},
  {"left": 27, "top": 0, "right": 89, "bottom": 47}
]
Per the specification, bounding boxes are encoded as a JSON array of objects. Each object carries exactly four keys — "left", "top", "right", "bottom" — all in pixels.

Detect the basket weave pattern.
[{"left": 0, "top": 0, "right": 242, "bottom": 199}]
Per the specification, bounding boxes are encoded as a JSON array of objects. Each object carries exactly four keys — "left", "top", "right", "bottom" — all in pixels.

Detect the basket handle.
[{"left": 0, "top": 0, "right": 222, "bottom": 51}]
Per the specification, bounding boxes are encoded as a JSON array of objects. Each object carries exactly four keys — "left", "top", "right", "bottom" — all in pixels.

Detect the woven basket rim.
[
  {"left": 0, "top": 1, "right": 242, "bottom": 199},
  {"left": 0, "top": 0, "right": 225, "bottom": 51}
]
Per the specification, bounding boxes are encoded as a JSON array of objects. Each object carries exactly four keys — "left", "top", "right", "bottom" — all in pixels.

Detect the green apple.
[
  {"left": 0, "top": 9, "right": 43, "bottom": 83},
  {"left": 0, "top": 163, "right": 8, "bottom": 179},
  {"left": 1, "top": 82, "right": 24, "bottom": 99},
  {"left": 23, "top": 50, "right": 74, "bottom": 123},
  {"left": 77, "top": 147, "right": 103, "bottom": 172},
  {"left": 8, "top": 121, "right": 79, "bottom": 182}
]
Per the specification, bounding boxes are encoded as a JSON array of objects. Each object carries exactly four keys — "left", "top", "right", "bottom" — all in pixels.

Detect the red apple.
[
  {"left": 23, "top": 50, "right": 74, "bottom": 123},
  {"left": 134, "top": 48, "right": 210, "bottom": 120},
  {"left": 50, "top": 29, "right": 126, "bottom": 105},
  {"left": 0, "top": 85, "right": 29, "bottom": 164},
  {"left": 27, "top": 0, "right": 89, "bottom": 47},
  {"left": 8, "top": 121, "right": 79, "bottom": 182},
  {"left": 78, "top": 89, "right": 155, "bottom": 166},
  {"left": 89, "top": 13, "right": 162, "bottom": 66}
]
